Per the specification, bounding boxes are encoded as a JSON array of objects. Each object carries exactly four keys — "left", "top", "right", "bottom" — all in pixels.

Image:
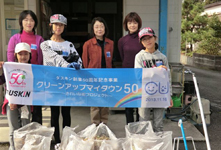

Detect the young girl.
[
  {"left": 134, "top": 27, "right": 173, "bottom": 132},
  {"left": 40, "top": 14, "right": 82, "bottom": 144},
  {"left": 118, "top": 12, "right": 143, "bottom": 124},
  {"left": 1, "top": 42, "right": 32, "bottom": 150},
  {"left": 7, "top": 10, "right": 44, "bottom": 125},
  {"left": 82, "top": 17, "right": 114, "bottom": 125}
]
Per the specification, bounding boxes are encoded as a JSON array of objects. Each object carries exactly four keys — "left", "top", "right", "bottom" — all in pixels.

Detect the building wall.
[
  {"left": 123, "top": 0, "right": 159, "bottom": 37},
  {"left": 29, "top": 0, "right": 182, "bottom": 63},
  {"left": 123, "top": 0, "right": 182, "bottom": 63},
  {"left": 204, "top": 3, "right": 221, "bottom": 20},
  {"left": 27, "top": 0, "right": 37, "bottom": 13},
  {"left": 167, "top": 0, "right": 182, "bottom": 63}
]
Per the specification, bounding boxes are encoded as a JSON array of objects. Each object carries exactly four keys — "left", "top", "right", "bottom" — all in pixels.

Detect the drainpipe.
[{"left": 159, "top": 0, "right": 168, "bottom": 56}]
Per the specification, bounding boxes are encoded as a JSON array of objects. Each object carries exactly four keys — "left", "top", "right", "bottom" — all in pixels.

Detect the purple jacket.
[
  {"left": 118, "top": 32, "right": 144, "bottom": 68},
  {"left": 7, "top": 33, "right": 44, "bottom": 65}
]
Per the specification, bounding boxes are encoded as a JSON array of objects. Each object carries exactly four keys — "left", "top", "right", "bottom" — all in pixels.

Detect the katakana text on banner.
[{"left": 3, "top": 62, "right": 170, "bottom": 108}]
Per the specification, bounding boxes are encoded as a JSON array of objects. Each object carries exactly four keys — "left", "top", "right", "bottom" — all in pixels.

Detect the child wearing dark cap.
[
  {"left": 134, "top": 27, "right": 173, "bottom": 132},
  {"left": 40, "top": 14, "right": 82, "bottom": 144}
]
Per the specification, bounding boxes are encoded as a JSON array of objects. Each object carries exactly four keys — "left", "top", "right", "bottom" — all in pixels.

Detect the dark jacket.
[{"left": 118, "top": 32, "right": 143, "bottom": 68}]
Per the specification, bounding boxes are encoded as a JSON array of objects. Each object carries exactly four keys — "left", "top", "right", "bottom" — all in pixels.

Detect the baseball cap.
[
  {"left": 138, "top": 27, "right": 155, "bottom": 40},
  {"left": 50, "top": 14, "right": 67, "bottom": 25},
  {"left": 15, "top": 43, "right": 31, "bottom": 53}
]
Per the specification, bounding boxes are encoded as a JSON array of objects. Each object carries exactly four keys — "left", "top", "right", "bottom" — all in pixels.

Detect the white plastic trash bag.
[
  {"left": 125, "top": 121, "right": 173, "bottom": 150},
  {"left": 65, "top": 135, "right": 94, "bottom": 150},
  {"left": 125, "top": 121, "right": 154, "bottom": 137},
  {"left": 90, "top": 123, "right": 117, "bottom": 150},
  {"left": 77, "top": 123, "right": 97, "bottom": 140},
  {"left": 77, "top": 123, "right": 117, "bottom": 150},
  {"left": 14, "top": 122, "right": 54, "bottom": 150},
  {"left": 122, "top": 137, "right": 163, "bottom": 150},
  {"left": 99, "top": 138, "right": 125, "bottom": 150},
  {"left": 21, "top": 134, "right": 51, "bottom": 150},
  {"left": 90, "top": 123, "right": 117, "bottom": 140},
  {"left": 60, "top": 126, "right": 79, "bottom": 150},
  {"left": 153, "top": 131, "right": 173, "bottom": 150}
]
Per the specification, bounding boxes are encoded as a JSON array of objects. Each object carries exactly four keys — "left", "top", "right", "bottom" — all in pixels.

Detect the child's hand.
[
  {"left": 0, "top": 61, "right": 4, "bottom": 69},
  {"left": 157, "top": 65, "right": 167, "bottom": 70},
  {"left": 169, "top": 99, "right": 173, "bottom": 108},
  {"left": 10, "top": 104, "right": 17, "bottom": 110}
]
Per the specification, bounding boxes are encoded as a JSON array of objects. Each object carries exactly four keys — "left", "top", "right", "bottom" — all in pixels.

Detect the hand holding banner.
[{"left": 3, "top": 62, "right": 170, "bottom": 108}]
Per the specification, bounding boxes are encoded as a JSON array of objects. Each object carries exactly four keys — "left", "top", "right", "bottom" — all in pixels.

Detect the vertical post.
[
  {"left": 193, "top": 74, "right": 211, "bottom": 150},
  {"left": 0, "top": 0, "right": 6, "bottom": 61},
  {"left": 159, "top": 0, "right": 168, "bottom": 56}
]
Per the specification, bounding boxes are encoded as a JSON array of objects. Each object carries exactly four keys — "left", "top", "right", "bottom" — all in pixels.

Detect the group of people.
[{"left": 0, "top": 9, "right": 173, "bottom": 150}]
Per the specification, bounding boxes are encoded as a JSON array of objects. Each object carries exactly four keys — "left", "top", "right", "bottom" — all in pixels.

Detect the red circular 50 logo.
[{"left": 9, "top": 72, "right": 26, "bottom": 86}]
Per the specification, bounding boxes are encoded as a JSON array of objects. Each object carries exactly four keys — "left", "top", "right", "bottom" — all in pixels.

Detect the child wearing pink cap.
[{"left": 135, "top": 27, "right": 173, "bottom": 132}]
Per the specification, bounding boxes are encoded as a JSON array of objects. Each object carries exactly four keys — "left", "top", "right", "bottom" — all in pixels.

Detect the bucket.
[{"left": 172, "top": 93, "right": 183, "bottom": 107}]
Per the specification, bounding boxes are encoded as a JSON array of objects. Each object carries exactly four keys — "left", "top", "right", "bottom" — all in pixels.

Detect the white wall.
[
  {"left": 204, "top": 5, "right": 221, "bottom": 16},
  {"left": 167, "top": 0, "right": 182, "bottom": 63},
  {"left": 123, "top": 0, "right": 159, "bottom": 37},
  {"left": 27, "top": 0, "right": 36, "bottom": 13}
]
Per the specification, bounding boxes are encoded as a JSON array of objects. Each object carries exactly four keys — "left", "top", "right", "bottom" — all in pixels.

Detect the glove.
[{"left": 67, "top": 62, "right": 80, "bottom": 70}]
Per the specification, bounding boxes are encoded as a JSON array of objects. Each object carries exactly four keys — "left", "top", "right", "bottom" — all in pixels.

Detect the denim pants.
[
  {"left": 7, "top": 105, "right": 31, "bottom": 150},
  {"left": 138, "top": 108, "right": 165, "bottom": 132}
]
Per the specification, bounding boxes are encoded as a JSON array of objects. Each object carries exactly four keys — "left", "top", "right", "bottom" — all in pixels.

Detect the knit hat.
[
  {"left": 50, "top": 14, "right": 67, "bottom": 25},
  {"left": 138, "top": 27, "right": 155, "bottom": 40},
  {"left": 15, "top": 43, "right": 31, "bottom": 53}
]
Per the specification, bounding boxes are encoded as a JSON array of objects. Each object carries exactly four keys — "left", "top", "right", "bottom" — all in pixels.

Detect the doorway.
[
  {"left": 0, "top": 0, "right": 25, "bottom": 104},
  {"left": 40, "top": 0, "right": 123, "bottom": 65}
]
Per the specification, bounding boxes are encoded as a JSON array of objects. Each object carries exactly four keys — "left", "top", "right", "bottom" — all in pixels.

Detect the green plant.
[
  {"left": 197, "top": 14, "right": 221, "bottom": 55},
  {"left": 181, "top": 0, "right": 208, "bottom": 51}
]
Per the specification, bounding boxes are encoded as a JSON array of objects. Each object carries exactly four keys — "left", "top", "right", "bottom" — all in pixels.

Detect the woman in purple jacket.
[
  {"left": 118, "top": 12, "right": 143, "bottom": 124},
  {"left": 7, "top": 10, "right": 44, "bottom": 124}
]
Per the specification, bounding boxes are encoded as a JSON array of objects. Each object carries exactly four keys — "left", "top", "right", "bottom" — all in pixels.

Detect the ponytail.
[{"left": 155, "top": 43, "right": 158, "bottom": 50}]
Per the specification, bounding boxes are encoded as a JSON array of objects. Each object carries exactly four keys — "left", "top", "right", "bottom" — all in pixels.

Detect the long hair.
[{"left": 19, "top": 10, "right": 38, "bottom": 34}]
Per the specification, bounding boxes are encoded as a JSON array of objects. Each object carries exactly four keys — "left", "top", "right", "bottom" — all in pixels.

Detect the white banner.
[
  {"left": 141, "top": 68, "right": 170, "bottom": 108},
  {"left": 4, "top": 63, "right": 33, "bottom": 105}
]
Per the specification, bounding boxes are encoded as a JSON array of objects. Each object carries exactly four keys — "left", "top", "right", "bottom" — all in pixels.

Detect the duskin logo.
[{"left": 7, "top": 69, "right": 31, "bottom": 98}]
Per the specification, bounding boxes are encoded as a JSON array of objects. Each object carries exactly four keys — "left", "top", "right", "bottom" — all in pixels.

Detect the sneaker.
[{"left": 54, "top": 143, "right": 60, "bottom": 150}]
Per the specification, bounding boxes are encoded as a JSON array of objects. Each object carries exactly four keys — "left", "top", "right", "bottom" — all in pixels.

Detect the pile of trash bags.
[
  {"left": 13, "top": 122, "right": 54, "bottom": 150},
  {"left": 13, "top": 121, "right": 172, "bottom": 150},
  {"left": 59, "top": 121, "right": 172, "bottom": 150}
]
